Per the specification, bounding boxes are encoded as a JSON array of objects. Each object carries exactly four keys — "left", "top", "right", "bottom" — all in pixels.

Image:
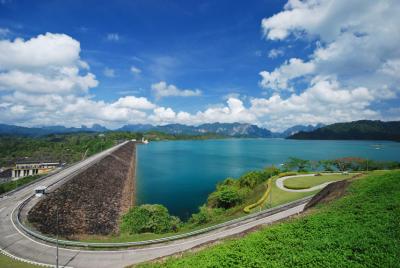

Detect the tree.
[
  {"left": 214, "top": 185, "right": 242, "bottom": 209},
  {"left": 120, "top": 204, "right": 181, "bottom": 234},
  {"left": 283, "top": 157, "right": 311, "bottom": 172}
]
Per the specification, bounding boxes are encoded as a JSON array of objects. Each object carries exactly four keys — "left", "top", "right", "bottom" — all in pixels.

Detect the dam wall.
[{"left": 27, "top": 141, "right": 136, "bottom": 238}]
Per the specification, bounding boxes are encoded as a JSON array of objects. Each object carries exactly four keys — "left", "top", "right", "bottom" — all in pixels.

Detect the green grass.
[
  {"left": 283, "top": 174, "right": 351, "bottom": 190},
  {"left": 0, "top": 254, "right": 38, "bottom": 268},
  {"left": 136, "top": 170, "right": 400, "bottom": 267}
]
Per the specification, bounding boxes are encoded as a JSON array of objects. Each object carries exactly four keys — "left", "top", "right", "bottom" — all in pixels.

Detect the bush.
[
  {"left": 207, "top": 185, "right": 243, "bottom": 209},
  {"left": 120, "top": 204, "right": 181, "bottom": 234},
  {"left": 189, "top": 206, "right": 222, "bottom": 225}
]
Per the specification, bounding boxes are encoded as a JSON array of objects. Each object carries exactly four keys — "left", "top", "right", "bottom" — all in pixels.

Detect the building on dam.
[{"left": 11, "top": 159, "right": 61, "bottom": 179}]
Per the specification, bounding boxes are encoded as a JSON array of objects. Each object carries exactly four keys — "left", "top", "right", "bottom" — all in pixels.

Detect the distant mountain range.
[
  {"left": 0, "top": 122, "right": 324, "bottom": 138},
  {"left": 0, "top": 124, "right": 108, "bottom": 137},
  {"left": 288, "top": 120, "right": 400, "bottom": 141}
]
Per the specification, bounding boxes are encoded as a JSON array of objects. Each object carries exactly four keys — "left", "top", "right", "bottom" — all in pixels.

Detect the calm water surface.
[{"left": 136, "top": 139, "right": 400, "bottom": 219}]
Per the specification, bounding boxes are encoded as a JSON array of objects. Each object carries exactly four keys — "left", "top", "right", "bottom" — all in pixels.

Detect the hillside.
[
  {"left": 137, "top": 170, "right": 400, "bottom": 267},
  {"left": 288, "top": 120, "right": 400, "bottom": 141}
]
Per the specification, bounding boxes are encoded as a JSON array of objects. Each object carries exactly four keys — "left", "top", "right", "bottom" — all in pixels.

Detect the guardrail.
[{"left": 15, "top": 195, "right": 313, "bottom": 248}]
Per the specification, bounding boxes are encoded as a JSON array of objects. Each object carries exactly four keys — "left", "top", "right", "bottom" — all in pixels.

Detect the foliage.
[
  {"left": 288, "top": 119, "right": 400, "bottom": 141},
  {"left": 138, "top": 170, "right": 400, "bottom": 268},
  {"left": 282, "top": 157, "right": 311, "bottom": 172},
  {"left": 208, "top": 185, "right": 243, "bottom": 209},
  {"left": 0, "top": 175, "right": 41, "bottom": 194},
  {"left": 121, "top": 204, "right": 181, "bottom": 234},
  {"left": 0, "top": 132, "right": 141, "bottom": 167},
  {"left": 188, "top": 205, "right": 223, "bottom": 225}
]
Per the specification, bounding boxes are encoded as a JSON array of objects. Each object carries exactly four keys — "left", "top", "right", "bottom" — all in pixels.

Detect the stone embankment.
[{"left": 27, "top": 141, "right": 136, "bottom": 238}]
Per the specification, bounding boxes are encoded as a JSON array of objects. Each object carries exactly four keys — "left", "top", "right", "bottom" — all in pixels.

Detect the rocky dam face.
[{"left": 27, "top": 141, "right": 136, "bottom": 238}]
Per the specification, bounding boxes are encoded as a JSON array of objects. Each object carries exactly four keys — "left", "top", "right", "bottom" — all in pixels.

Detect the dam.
[{"left": 27, "top": 141, "right": 136, "bottom": 238}]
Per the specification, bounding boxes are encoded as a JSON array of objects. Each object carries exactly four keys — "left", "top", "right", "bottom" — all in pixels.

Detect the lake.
[{"left": 136, "top": 139, "right": 400, "bottom": 219}]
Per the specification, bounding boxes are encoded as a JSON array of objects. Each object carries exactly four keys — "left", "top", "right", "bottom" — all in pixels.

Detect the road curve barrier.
[{"left": 15, "top": 194, "right": 313, "bottom": 248}]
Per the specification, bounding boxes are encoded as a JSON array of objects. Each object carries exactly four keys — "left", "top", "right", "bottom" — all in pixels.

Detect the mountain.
[
  {"left": 0, "top": 124, "right": 48, "bottom": 137},
  {"left": 288, "top": 120, "right": 400, "bottom": 141},
  {"left": 0, "top": 124, "right": 109, "bottom": 137},
  {"left": 196, "top": 123, "right": 272, "bottom": 137},
  {"left": 118, "top": 124, "right": 154, "bottom": 132},
  {"left": 280, "top": 123, "right": 325, "bottom": 137},
  {"left": 117, "top": 122, "right": 272, "bottom": 137}
]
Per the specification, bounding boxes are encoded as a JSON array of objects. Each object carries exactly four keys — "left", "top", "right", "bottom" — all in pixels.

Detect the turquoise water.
[{"left": 136, "top": 139, "right": 400, "bottom": 219}]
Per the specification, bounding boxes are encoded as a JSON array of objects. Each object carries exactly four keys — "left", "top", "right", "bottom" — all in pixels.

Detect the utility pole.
[{"left": 56, "top": 208, "right": 59, "bottom": 268}]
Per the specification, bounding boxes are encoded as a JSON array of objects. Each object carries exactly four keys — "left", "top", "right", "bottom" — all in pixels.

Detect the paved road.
[
  {"left": 276, "top": 173, "right": 345, "bottom": 192},
  {"left": 1, "top": 145, "right": 307, "bottom": 268}
]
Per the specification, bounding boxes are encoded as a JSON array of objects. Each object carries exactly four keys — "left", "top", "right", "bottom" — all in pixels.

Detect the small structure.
[
  {"left": 34, "top": 186, "right": 47, "bottom": 197},
  {"left": 12, "top": 160, "right": 61, "bottom": 180},
  {"left": 141, "top": 137, "right": 149, "bottom": 144}
]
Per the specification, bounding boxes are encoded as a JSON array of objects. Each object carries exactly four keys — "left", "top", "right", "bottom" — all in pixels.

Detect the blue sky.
[{"left": 0, "top": 0, "right": 399, "bottom": 131}]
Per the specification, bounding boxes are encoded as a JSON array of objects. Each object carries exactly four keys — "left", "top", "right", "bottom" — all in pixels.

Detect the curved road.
[
  {"left": 276, "top": 173, "right": 347, "bottom": 192},
  {"left": 1, "top": 146, "right": 309, "bottom": 268}
]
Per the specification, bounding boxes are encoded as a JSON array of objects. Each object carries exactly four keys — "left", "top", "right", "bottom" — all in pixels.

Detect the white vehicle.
[{"left": 34, "top": 186, "right": 47, "bottom": 197}]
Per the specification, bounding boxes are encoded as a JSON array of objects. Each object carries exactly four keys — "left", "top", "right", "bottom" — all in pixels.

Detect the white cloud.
[
  {"left": 258, "top": 0, "right": 400, "bottom": 127},
  {"left": 0, "top": 33, "right": 97, "bottom": 95},
  {"left": 268, "top": 48, "right": 284, "bottom": 59},
  {"left": 151, "top": 81, "right": 202, "bottom": 99},
  {"left": 259, "top": 58, "right": 315, "bottom": 91},
  {"left": 112, "top": 96, "right": 155, "bottom": 110},
  {"left": 106, "top": 33, "right": 120, "bottom": 41},
  {"left": 103, "top": 67, "right": 115, "bottom": 78}
]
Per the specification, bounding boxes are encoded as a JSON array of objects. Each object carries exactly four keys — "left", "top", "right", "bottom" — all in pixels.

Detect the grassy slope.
[
  {"left": 0, "top": 254, "right": 38, "bottom": 268},
  {"left": 283, "top": 174, "right": 350, "bottom": 189},
  {"left": 137, "top": 170, "right": 400, "bottom": 267}
]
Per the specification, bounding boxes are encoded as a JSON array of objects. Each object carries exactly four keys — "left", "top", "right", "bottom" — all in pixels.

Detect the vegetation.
[
  {"left": 0, "top": 132, "right": 141, "bottom": 167},
  {"left": 283, "top": 174, "right": 350, "bottom": 190},
  {"left": 137, "top": 170, "right": 400, "bottom": 267},
  {"left": 0, "top": 131, "right": 225, "bottom": 168},
  {"left": 0, "top": 175, "right": 42, "bottom": 195},
  {"left": 289, "top": 120, "right": 400, "bottom": 141},
  {"left": 0, "top": 254, "right": 38, "bottom": 268},
  {"left": 281, "top": 156, "right": 400, "bottom": 172},
  {"left": 121, "top": 204, "right": 181, "bottom": 234}
]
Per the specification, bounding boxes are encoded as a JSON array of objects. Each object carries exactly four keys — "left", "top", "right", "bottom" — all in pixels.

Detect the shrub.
[
  {"left": 189, "top": 206, "right": 222, "bottom": 225},
  {"left": 208, "top": 185, "right": 243, "bottom": 209},
  {"left": 120, "top": 204, "right": 181, "bottom": 234},
  {"left": 238, "top": 171, "right": 267, "bottom": 188}
]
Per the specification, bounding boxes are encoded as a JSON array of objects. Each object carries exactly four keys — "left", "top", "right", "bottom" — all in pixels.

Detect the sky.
[{"left": 0, "top": 0, "right": 399, "bottom": 131}]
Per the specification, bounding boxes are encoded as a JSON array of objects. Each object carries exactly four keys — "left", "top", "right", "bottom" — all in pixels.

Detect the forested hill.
[{"left": 288, "top": 120, "right": 400, "bottom": 141}]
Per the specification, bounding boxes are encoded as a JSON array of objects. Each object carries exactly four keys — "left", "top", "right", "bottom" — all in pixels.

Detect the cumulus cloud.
[
  {"left": 259, "top": 58, "right": 315, "bottom": 91},
  {"left": 151, "top": 81, "right": 202, "bottom": 99},
  {"left": 0, "top": 33, "right": 97, "bottom": 94},
  {"left": 258, "top": 0, "right": 400, "bottom": 127}
]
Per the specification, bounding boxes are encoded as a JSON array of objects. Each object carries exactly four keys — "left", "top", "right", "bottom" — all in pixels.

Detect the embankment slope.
[{"left": 27, "top": 141, "right": 136, "bottom": 237}]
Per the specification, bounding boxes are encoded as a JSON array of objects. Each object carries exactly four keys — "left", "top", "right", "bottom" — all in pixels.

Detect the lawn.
[
  {"left": 0, "top": 254, "right": 38, "bottom": 268},
  {"left": 136, "top": 170, "right": 400, "bottom": 267},
  {"left": 283, "top": 174, "right": 352, "bottom": 190}
]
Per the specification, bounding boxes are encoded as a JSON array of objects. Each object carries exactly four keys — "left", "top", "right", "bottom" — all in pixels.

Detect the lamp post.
[{"left": 56, "top": 208, "right": 59, "bottom": 268}]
